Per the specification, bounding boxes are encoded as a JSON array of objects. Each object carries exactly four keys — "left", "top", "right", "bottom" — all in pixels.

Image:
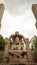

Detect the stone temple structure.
[{"left": 3, "top": 32, "right": 33, "bottom": 64}]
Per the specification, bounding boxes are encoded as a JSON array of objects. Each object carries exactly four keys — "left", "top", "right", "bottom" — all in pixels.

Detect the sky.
[{"left": 0, "top": 0, "right": 37, "bottom": 39}]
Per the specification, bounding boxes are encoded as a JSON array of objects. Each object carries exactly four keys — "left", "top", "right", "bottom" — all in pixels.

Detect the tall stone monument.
[
  {"left": 0, "top": 3, "right": 4, "bottom": 28},
  {"left": 32, "top": 4, "right": 37, "bottom": 28}
]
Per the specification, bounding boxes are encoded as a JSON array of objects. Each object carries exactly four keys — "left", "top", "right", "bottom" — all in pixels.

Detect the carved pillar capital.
[{"left": 4, "top": 38, "right": 10, "bottom": 45}]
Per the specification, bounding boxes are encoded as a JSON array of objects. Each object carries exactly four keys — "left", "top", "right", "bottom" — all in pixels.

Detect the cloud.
[
  {"left": 5, "top": 0, "right": 37, "bottom": 16},
  {"left": 0, "top": 0, "right": 37, "bottom": 39}
]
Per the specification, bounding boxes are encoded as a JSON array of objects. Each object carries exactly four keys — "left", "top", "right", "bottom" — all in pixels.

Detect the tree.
[
  {"left": 30, "top": 35, "right": 37, "bottom": 62},
  {"left": 30, "top": 35, "right": 37, "bottom": 49},
  {"left": 0, "top": 35, "right": 5, "bottom": 51}
]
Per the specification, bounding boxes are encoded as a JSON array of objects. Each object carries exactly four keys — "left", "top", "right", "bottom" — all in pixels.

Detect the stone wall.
[
  {"left": 0, "top": 51, "right": 4, "bottom": 62},
  {"left": 32, "top": 50, "right": 37, "bottom": 63}
]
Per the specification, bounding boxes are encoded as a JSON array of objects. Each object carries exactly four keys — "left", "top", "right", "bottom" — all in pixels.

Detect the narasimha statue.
[{"left": 3, "top": 32, "right": 33, "bottom": 63}]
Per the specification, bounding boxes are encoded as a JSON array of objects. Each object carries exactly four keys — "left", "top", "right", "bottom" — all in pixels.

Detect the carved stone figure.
[{"left": 3, "top": 32, "right": 33, "bottom": 63}]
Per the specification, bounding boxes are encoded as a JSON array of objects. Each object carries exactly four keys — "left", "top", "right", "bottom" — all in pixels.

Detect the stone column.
[
  {"left": 25, "top": 38, "right": 33, "bottom": 62},
  {"left": 3, "top": 38, "right": 10, "bottom": 63}
]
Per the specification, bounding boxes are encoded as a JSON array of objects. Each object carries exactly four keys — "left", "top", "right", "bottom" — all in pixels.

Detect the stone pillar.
[
  {"left": 3, "top": 38, "right": 10, "bottom": 63},
  {"left": 35, "top": 20, "right": 37, "bottom": 28},
  {"left": 25, "top": 38, "right": 33, "bottom": 62},
  {"left": 0, "top": 4, "right": 4, "bottom": 28}
]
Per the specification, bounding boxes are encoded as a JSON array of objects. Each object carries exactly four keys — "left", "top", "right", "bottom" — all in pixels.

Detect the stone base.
[{"left": 0, "top": 63, "right": 37, "bottom": 65}]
